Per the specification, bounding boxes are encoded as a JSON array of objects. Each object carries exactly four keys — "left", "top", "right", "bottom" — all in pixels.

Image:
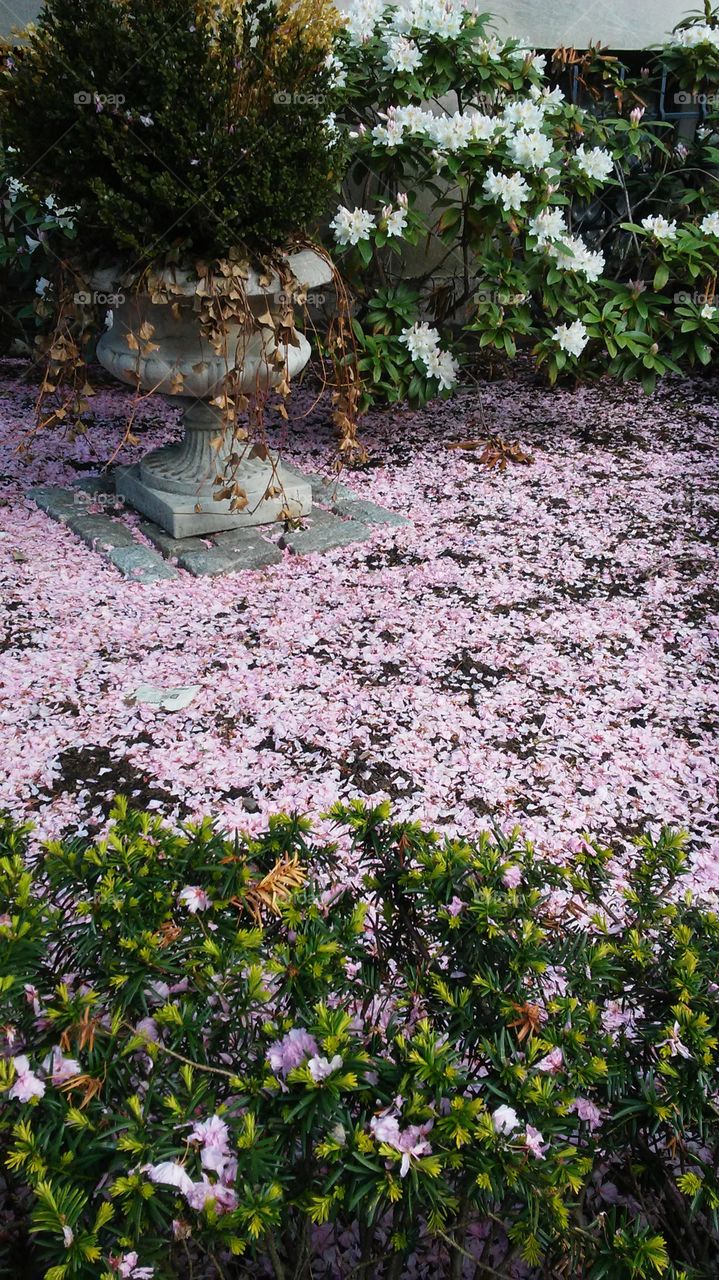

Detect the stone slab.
[
  {"left": 28, "top": 486, "right": 80, "bottom": 524},
  {"left": 332, "top": 498, "right": 410, "bottom": 528},
  {"left": 304, "top": 472, "right": 357, "bottom": 504},
  {"left": 278, "top": 507, "right": 370, "bottom": 555},
  {"left": 139, "top": 522, "right": 207, "bottom": 559},
  {"left": 212, "top": 526, "right": 282, "bottom": 566},
  {"left": 66, "top": 513, "right": 138, "bottom": 552},
  {"left": 176, "top": 548, "right": 251, "bottom": 578},
  {"left": 107, "top": 544, "right": 178, "bottom": 583}
]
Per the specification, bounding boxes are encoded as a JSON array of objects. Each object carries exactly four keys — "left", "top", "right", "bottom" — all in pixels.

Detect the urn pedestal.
[{"left": 95, "top": 248, "right": 332, "bottom": 538}]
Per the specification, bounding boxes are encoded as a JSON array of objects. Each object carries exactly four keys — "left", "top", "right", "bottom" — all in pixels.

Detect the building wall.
[
  {"left": 1, "top": 0, "right": 691, "bottom": 44},
  {"left": 486, "top": 0, "right": 688, "bottom": 50}
]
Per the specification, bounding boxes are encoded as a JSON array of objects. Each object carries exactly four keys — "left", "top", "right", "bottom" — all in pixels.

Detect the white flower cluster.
[
  {"left": 507, "top": 128, "right": 553, "bottom": 171},
  {"left": 381, "top": 192, "right": 409, "bottom": 236},
  {"left": 641, "top": 215, "right": 677, "bottom": 242},
  {"left": 553, "top": 318, "right": 589, "bottom": 357},
  {"left": 575, "top": 144, "right": 614, "bottom": 183},
  {"left": 370, "top": 88, "right": 564, "bottom": 160},
  {"left": 384, "top": 34, "right": 422, "bottom": 72},
  {"left": 390, "top": 0, "right": 466, "bottom": 38},
  {"left": 483, "top": 168, "right": 530, "bottom": 212},
  {"left": 400, "top": 321, "right": 459, "bottom": 389},
  {"left": 330, "top": 204, "right": 376, "bottom": 245},
  {"left": 344, "top": 0, "right": 467, "bottom": 44},
  {"left": 528, "top": 207, "right": 605, "bottom": 282},
  {"left": 324, "top": 53, "right": 347, "bottom": 89},
  {"left": 701, "top": 212, "right": 719, "bottom": 235},
  {"left": 671, "top": 22, "right": 719, "bottom": 50}
]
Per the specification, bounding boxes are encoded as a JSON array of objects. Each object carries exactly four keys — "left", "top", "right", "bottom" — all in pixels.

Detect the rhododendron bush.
[
  {"left": 327, "top": 1, "right": 719, "bottom": 406},
  {"left": 2, "top": 800, "right": 719, "bottom": 1278}
]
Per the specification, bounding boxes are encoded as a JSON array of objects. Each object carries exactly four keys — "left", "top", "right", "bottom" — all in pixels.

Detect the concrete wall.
[
  {"left": 1, "top": 0, "right": 39, "bottom": 35},
  {"left": 0, "top": 0, "right": 691, "bottom": 43},
  {"left": 487, "top": 0, "right": 689, "bottom": 50}
]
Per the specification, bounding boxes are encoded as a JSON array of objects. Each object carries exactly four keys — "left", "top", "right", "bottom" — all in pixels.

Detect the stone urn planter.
[{"left": 95, "top": 248, "right": 333, "bottom": 538}]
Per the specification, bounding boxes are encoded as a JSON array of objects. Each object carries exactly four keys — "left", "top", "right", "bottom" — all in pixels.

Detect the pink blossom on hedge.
[
  {"left": 178, "top": 885, "right": 210, "bottom": 913},
  {"left": 523, "top": 1124, "right": 548, "bottom": 1159},
  {"left": 535, "top": 1046, "right": 564, "bottom": 1074},
  {"left": 45, "top": 1048, "right": 81, "bottom": 1084},
  {"left": 267, "top": 1027, "right": 319, "bottom": 1076},
  {"left": 115, "top": 1253, "right": 155, "bottom": 1279},
  {"left": 9, "top": 1055, "right": 45, "bottom": 1102},
  {"left": 570, "top": 1097, "right": 604, "bottom": 1130},
  {"left": 492, "top": 1105, "right": 520, "bottom": 1135}
]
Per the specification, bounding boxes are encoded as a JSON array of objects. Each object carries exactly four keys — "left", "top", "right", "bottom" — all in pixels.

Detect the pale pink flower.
[
  {"left": 185, "top": 1178, "right": 238, "bottom": 1213},
  {"left": 446, "top": 896, "right": 465, "bottom": 916},
  {"left": 308, "top": 1054, "right": 343, "bottom": 1081},
  {"left": 9, "top": 1055, "right": 45, "bottom": 1102},
  {"left": 570, "top": 1097, "right": 603, "bottom": 1130},
  {"left": 492, "top": 1104, "right": 519, "bottom": 1135},
  {"left": 116, "top": 1253, "right": 155, "bottom": 1279},
  {"left": 502, "top": 865, "right": 522, "bottom": 888},
  {"left": 46, "top": 1048, "right": 81, "bottom": 1085},
  {"left": 535, "top": 1047, "right": 563, "bottom": 1074},
  {"left": 523, "top": 1125, "right": 547, "bottom": 1159},
  {"left": 659, "top": 1021, "right": 692, "bottom": 1059},
  {"left": 145, "top": 1161, "right": 194, "bottom": 1195},
  {"left": 178, "top": 886, "right": 210, "bottom": 913}
]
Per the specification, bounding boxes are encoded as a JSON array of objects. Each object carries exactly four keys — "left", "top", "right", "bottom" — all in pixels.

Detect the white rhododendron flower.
[
  {"left": 344, "top": 0, "right": 385, "bottom": 44},
  {"left": 425, "top": 346, "right": 460, "bottom": 390},
  {"left": 382, "top": 193, "right": 408, "bottom": 236},
  {"left": 701, "top": 302, "right": 717, "bottom": 319},
  {"left": 641, "top": 215, "right": 678, "bottom": 242},
  {"left": 502, "top": 96, "right": 546, "bottom": 131},
  {"left": 324, "top": 53, "right": 346, "bottom": 88},
  {"left": 553, "top": 319, "right": 590, "bottom": 357},
  {"left": 483, "top": 168, "right": 530, "bottom": 212},
  {"left": 547, "top": 234, "right": 605, "bottom": 282},
  {"left": 400, "top": 323, "right": 459, "bottom": 389},
  {"left": 672, "top": 22, "right": 719, "bottom": 49},
  {"left": 507, "top": 128, "right": 553, "bottom": 171},
  {"left": 700, "top": 211, "right": 719, "bottom": 236},
  {"left": 384, "top": 35, "right": 422, "bottom": 73},
  {"left": 576, "top": 144, "right": 614, "bottom": 182},
  {"left": 529, "top": 207, "right": 568, "bottom": 244},
  {"left": 390, "top": 0, "right": 465, "bottom": 37},
  {"left": 330, "top": 205, "right": 376, "bottom": 246}
]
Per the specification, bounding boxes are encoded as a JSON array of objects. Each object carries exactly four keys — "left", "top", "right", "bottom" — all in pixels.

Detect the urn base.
[{"left": 116, "top": 461, "right": 312, "bottom": 539}]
